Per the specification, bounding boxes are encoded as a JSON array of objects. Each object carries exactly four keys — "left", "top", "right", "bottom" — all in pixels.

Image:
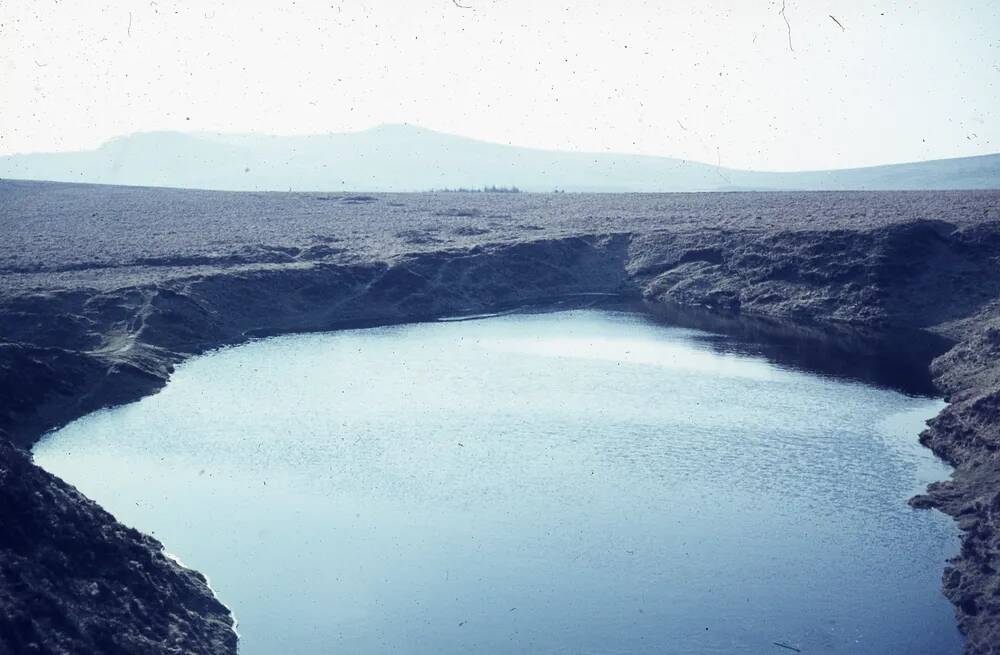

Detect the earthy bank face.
[{"left": 35, "top": 310, "right": 960, "bottom": 654}]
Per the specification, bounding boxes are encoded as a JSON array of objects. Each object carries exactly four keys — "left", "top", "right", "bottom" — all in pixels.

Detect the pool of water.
[{"left": 34, "top": 309, "right": 962, "bottom": 654}]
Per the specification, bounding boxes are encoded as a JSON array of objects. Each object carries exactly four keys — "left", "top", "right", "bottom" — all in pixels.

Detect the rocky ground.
[{"left": 2, "top": 179, "right": 1000, "bottom": 653}]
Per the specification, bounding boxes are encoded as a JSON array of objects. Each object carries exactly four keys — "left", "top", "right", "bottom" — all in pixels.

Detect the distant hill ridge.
[{"left": 1, "top": 124, "right": 998, "bottom": 192}]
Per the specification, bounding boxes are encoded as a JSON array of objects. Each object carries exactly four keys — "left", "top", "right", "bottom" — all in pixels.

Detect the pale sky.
[{"left": 1, "top": 0, "right": 998, "bottom": 170}]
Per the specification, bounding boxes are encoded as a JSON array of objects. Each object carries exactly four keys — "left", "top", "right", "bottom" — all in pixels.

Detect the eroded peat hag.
[
  {"left": 35, "top": 310, "right": 960, "bottom": 654},
  {"left": 3, "top": 183, "right": 1000, "bottom": 653}
]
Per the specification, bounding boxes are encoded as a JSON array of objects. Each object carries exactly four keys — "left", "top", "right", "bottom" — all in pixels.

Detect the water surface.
[{"left": 35, "top": 309, "right": 961, "bottom": 654}]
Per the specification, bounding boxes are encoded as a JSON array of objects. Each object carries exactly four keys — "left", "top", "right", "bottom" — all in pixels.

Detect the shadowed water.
[{"left": 35, "top": 309, "right": 961, "bottom": 654}]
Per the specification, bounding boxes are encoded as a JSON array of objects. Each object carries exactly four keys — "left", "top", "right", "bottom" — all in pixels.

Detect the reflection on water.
[
  {"left": 35, "top": 309, "right": 961, "bottom": 654},
  {"left": 644, "top": 301, "right": 952, "bottom": 396}
]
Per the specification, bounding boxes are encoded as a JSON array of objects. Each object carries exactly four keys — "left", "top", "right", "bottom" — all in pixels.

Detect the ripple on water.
[{"left": 35, "top": 309, "right": 961, "bottom": 655}]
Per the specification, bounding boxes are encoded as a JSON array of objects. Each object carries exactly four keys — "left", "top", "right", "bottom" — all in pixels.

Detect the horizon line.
[{"left": 3, "top": 123, "right": 999, "bottom": 176}]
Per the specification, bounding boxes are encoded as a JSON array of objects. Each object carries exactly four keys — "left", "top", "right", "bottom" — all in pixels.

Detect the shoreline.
[{"left": 2, "top": 182, "right": 999, "bottom": 653}]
